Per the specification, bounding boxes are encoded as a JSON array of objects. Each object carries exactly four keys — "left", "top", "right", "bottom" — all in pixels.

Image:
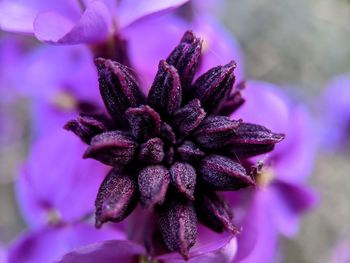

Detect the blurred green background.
[{"left": 1, "top": 0, "right": 350, "bottom": 262}]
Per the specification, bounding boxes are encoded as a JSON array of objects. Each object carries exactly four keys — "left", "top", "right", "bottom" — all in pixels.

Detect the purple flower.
[
  {"left": 0, "top": 0, "right": 189, "bottom": 45},
  {"left": 64, "top": 31, "right": 284, "bottom": 259},
  {"left": 229, "top": 81, "right": 318, "bottom": 262},
  {"left": 321, "top": 74, "right": 350, "bottom": 151},
  {"left": 16, "top": 130, "right": 108, "bottom": 227},
  {"left": 16, "top": 44, "right": 102, "bottom": 135},
  {"left": 8, "top": 130, "right": 126, "bottom": 262},
  {"left": 7, "top": 223, "right": 125, "bottom": 263}
]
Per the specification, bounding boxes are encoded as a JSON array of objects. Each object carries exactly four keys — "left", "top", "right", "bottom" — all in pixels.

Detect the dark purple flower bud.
[
  {"left": 192, "top": 61, "right": 236, "bottom": 114},
  {"left": 160, "top": 122, "right": 176, "bottom": 144},
  {"left": 84, "top": 131, "right": 137, "bottom": 167},
  {"left": 148, "top": 60, "right": 182, "bottom": 117},
  {"left": 138, "top": 138, "right": 164, "bottom": 164},
  {"left": 177, "top": 141, "right": 205, "bottom": 162},
  {"left": 199, "top": 155, "right": 255, "bottom": 191},
  {"left": 195, "top": 192, "right": 240, "bottom": 235},
  {"left": 157, "top": 198, "right": 197, "bottom": 259},
  {"left": 94, "top": 58, "right": 145, "bottom": 124},
  {"left": 170, "top": 162, "right": 196, "bottom": 200},
  {"left": 138, "top": 165, "right": 170, "bottom": 207},
  {"left": 95, "top": 169, "right": 138, "bottom": 228},
  {"left": 125, "top": 105, "right": 161, "bottom": 142},
  {"left": 230, "top": 123, "right": 285, "bottom": 144},
  {"left": 172, "top": 99, "right": 206, "bottom": 135},
  {"left": 64, "top": 114, "right": 108, "bottom": 144},
  {"left": 166, "top": 31, "right": 202, "bottom": 88},
  {"left": 218, "top": 82, "right": 246, "bottom": 116},
  {"left": 193, "top": 116, "right": 241, "bottom": 149},
  {"left": 222, "top": 143, "right": 276, "bottom": 158}
]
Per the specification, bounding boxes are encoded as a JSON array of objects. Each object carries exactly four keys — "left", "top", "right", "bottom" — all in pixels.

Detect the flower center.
[
  {"left": 256, "top": 166, "right": 275, "bottom": 188},
  {"left": 46, "top": 208, "right": 61, "bottom": 225},
  {"left": 52, "top": 91, "right": 77, "bottom": 110}
]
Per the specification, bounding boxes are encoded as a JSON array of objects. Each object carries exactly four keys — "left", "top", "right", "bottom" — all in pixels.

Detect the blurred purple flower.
[
  {"left": 321, "top": 74, "right": 350, "bottom": 151},
  {"left": 17, "top": 44, "right": 102, "bottom": 136},
  {"left": 230, "top": 81, "right": 318, "bottom": 262},
  {"left": 16, "top": 130, "right": 107, "bottom": 227},
  {"left": 0, "top": 35, "right": 27, "bottom": 151},
  {"left": 8, "top": 223, "right": 125, "bottom": 263},
  {"left": 0, "top": 0, "right": 189, "bottom": 45},
  {"left": 7, "top": 130, "right": 126, "bottom": 263}
]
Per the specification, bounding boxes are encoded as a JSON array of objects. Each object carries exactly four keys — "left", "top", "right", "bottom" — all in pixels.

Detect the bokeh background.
[{"left": 1, "top": 0, "right": 350, "bottom": 262}]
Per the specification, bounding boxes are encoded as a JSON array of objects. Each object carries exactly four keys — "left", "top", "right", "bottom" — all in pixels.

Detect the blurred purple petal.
[
  {"left": 56, "top": 240, "right": 145, "bottom": 263},
  {"left": 118, "top": 0, "right": 189, "bottom": 28},
  {"left": 0, "top": 244, "right": 6, "bottom": 263},
  {"left": 34, "top": 1, "right": 112, "bottom": 44},
  {"left": 233, "top": 80, "right": 315, "bottom": 183},
  {"left": 0, "top": 0, "right": 81, "bottom": 33},
  {"left": 269, "top": 181, "right": 318, "bottom": 237},
  {"left": 125, "top": 14, "right": 244, "bottom": 94},
  {"left": 8, "top": 223, "right": 124, "bottom": 263},
  {"left": 192, "top": 15, "right": 245, "bottom": 85},
  {"left": 322, "top": 74, "right": 350, "bottom": 150},
  {"left": 16, "top": 131, "right": 108, "bottom": 226},
  {"left": 233, "top": 191, "right": 278, "bottom": 263}
]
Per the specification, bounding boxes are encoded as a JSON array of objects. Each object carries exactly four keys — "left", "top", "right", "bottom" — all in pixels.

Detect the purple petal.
[
  {"left": 122, "top": 14, "right": 187, "bottom": 92},
  {"left": 233, "top": 81, "right": 315, "bottom": 183},
  {"left": 34, "top": 1, "right": 112, "bottom": 44},
  {"left": 322, "top": 74, "right": 350, "bottom": 150},
  {"left": 192, "top": 15, "right": 245, "bottom": 85},
  {"left": 8, "top": 223, "right": 125, "bottom": 263},
  {"left": 56, "top": 240, "right": 145, "bottom": 263},
  {"left": 233, "top": 191, "right": 278, "bottom": 263},
  {"left": 95, "top": 169, "right": 138, "bottom": 228},
  {"left": 138, "top": 165, "right": 170, "bottom": 207},
  {"left": 16, "top": 131, "right": 107, "bottom": 227},
  {"left": 0, "top": 244, "right": 6, "bottom": 263},
  {"left": 268, "top": 181, "right": 318, "bottom": 237},
  {"left": 0, "top": 0, "right": 81, "bottom": 33},
  {"left": 117, "top": 0, "right": 189, "bottom": 28}
]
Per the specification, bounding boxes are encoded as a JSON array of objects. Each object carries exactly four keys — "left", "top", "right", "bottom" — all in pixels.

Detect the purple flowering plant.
[
  {"left": 62, "top": 30, "right": 284, "bottom": 260},
  {"left": 0, "top": 1, "right": 319, "bottom": 263}
]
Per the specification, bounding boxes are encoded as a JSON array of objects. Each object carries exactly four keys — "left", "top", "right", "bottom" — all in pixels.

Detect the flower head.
[{"left": 65, "top": 31, "right": 284, "bottom": 258}]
